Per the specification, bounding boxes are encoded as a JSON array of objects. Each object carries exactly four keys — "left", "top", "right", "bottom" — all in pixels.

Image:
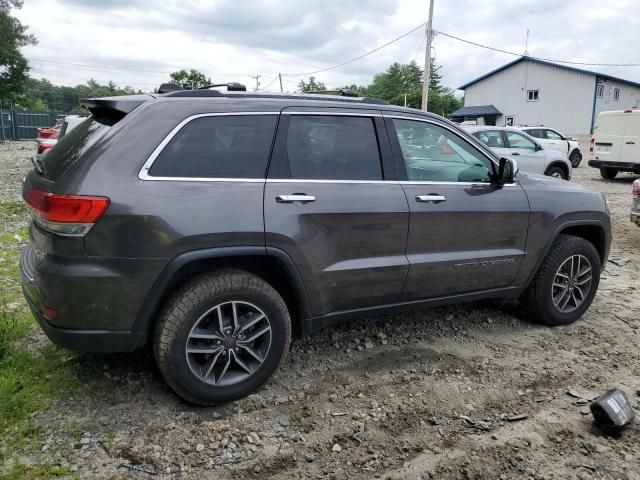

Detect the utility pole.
[
  {"left": 278, "top": 73, "right": 283, "bottom": 93},
  {"left": 421, "top": 0, "right": 435, "bottom": 111},
  {"left": 404, "top": 93, "right": 408, "bottom": 107},
  {"left": 524, "top": 28, "right": 530, "bottom": 56},
  {"left": 252, "top": 73, "right": 261, "bottom": 91}
]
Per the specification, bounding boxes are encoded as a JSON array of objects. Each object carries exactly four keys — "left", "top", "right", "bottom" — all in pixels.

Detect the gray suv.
[{"left": 20, "top": 86, "right": 611, "bottom": 405}]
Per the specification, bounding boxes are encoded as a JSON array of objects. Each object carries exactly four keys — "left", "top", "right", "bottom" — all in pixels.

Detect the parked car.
[
  {"left": 588, "top": 110, "right": 640, "bottom": 179},
  {"left": 632, "top": 179, "right": 640, "bottom": 226},
  {"left": 34, "top": 115, "right": 87, "bottom": 157},
  {"left": 517, "top": 126, "right": 582, "bottom": 168},
  {"left": 36, "top": 118, "right": 63, "bottom": 140},
  {"left": 463, "top": 126, "right": 572, "bottom": 180},
  {"left": 21, "top": 86, "right": 610, "bottom": 405}
]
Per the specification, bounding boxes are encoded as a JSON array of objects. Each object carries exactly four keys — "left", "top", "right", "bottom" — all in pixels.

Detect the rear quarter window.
[
  {"left": 41, "top": 118, "right": 110, "bottom": 181},
  {"left": 148, "top": 115, "right": 278, "bottom": 179}
]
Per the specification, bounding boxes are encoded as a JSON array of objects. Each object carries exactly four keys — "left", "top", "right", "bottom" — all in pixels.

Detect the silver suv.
[
  {"left": 464, "top": 125, "right": 572, "bottom": 179},
  {"left": 21, "top": 85, "right": 610, "bottom": 404}
]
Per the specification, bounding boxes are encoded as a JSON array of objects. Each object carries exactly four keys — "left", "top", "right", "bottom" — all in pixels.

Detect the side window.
[
  {"left": 525, "top": 129, "right": 545, "bottom": 139},
  {"left": 473, "top": 130, "right": 505, "bottom": 148},
  {"left": 281, "top": 115, "right": 382, "bottom": 180},
  {"left": 392, "top": 119, "right": 494, "bottom": 183},
  {"left": 148, "top": 115, "right": 278, "bottom": 178},
  {"left": 505, "top": 131, "right": 537, "bottom": 151},
  {"left": 545, "top": 129, "right": 562, "bottom": 140}
]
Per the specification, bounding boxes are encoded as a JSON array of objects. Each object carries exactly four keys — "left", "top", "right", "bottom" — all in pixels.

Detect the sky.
[{"left": 13, "top": 0, "right": 640, "bottom": 93}]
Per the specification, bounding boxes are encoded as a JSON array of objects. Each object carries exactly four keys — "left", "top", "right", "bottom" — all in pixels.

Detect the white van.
[{"left": 588, "top": 109, "right": 640, "bottom": 179}]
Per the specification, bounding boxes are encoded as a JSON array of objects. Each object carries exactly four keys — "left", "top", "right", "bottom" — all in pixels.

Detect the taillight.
[
  {"left": 25, "top": 188, "right": 110, "bottom": 236},
  {"left": 633, "top": 180, "right": 640, "bottom": 198},
  {"left": 37, "top": 143, "right": 54, "bottom": 155},
  {"left": 589, "top": 137, "right": 594, "bottom": 154}
]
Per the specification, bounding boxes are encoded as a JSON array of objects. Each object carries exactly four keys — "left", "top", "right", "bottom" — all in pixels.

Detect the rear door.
[
  {"left": 504, "top": 130, "right": 545, "bottom": 174},
  {"left": 264, "top": 108, "right": 409, "bottom": 316},
  {"left": 471, "top": 129, "right": 510, "bottom": 157},
  {"left": 386, "top": 114, "right": 530, "bottom": 300},
  {"left": 593, "top": 113, "right": 625, "bottom": 162},
  {"left": 620, "top": 112, "right": 640, "bottom": 163}
]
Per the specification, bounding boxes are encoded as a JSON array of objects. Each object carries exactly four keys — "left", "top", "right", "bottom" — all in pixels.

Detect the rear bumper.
[
  {"left": 20, "top": 244, "right": 152, "bottom": 352},
  {"left": 588, "top": 160, "right": 640, "bottom": 173},
  {"left": 22, "top": 287, "right": 144, "bottom": 352}
]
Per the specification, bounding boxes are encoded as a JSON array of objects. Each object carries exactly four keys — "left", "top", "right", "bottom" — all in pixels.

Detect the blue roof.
[
  {"left": 458, "top": 56, "right": 640, "bottom": 90},
  {"left": 449, "top": 104, "right": 501, "bottom": 118}
]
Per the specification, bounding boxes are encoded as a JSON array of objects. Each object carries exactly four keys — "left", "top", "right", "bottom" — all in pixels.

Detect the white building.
[{"left": 452, "top": 56, "right": 640, "bottom": 135}]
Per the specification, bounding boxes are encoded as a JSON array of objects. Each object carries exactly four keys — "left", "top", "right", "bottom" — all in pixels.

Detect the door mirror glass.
[{"left": 497, "top": 157, "right": 517, "bottom": 183}]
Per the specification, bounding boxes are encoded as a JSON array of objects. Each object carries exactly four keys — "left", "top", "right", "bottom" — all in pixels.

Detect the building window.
[
  {"left": 596, "top": 84, "right": 604, "bottom": 98},
  {"left": 614, "top": 88, "right": 620, "bottom": 101},
  {"left": 527, "top": 90, "right": 539, "bottom": 101}
]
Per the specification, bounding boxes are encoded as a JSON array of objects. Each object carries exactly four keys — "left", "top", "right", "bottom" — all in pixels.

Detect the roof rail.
[
  {"left": 159, "top": 89, "right": 389, "bottom": 105},
  {"left": 197, "top": 82, "right": 247, "bottom": 92},
  {"left": 157, "top": 82, "right": 247, "bottom": 94},
  {"left": 307, "top": 89, "right": 358, "bottom": 97}
]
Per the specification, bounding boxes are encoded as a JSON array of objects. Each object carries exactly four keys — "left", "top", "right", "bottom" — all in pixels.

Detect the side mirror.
[
  {"left": 535, "top": 143, "right": 543, "bottom": 151},
  {"left": 497, "top": 157, "right": 518, "bottom": 183}
]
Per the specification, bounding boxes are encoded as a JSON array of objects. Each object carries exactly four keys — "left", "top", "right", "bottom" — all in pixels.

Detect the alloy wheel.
[
  {"left": 185, "top": 301, "right": 271, "bottom": 386},
  {"left": 551, "top": 254, "right": 592, "bottom": 313}
]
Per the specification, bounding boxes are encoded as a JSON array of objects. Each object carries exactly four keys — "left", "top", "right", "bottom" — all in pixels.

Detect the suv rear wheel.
[
  {"left": 521, "top": 234, "right": 600, "bottom": 326},
  {"left": 154, "top": 270, "right": 291, "bottom": 405}
]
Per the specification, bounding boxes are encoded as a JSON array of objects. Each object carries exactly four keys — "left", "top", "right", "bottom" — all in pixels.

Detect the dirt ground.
[{"left": 1, "top": 140, "right": 639, "bottom": 480}]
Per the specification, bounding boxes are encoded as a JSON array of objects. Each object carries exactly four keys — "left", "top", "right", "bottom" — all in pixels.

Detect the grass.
[
  {"left": 0, "top": 463, "right": 76, "bottom": 480},
  {"left": 0, "top": 201, "right": 81, "bottom": 471}
]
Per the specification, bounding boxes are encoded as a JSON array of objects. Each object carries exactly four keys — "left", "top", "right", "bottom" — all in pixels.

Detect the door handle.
[
  {"left": 276, "top": 194, "right": 316, "bottom": 203},
  {"left": 511, "top": 152, "right": 521, "bottom": 155},
  {"left": 416, "top": 194, "right": 447, "bottom": 203},
  {"left": 626, "top": 141, "right": 636, "bottom": 145}
]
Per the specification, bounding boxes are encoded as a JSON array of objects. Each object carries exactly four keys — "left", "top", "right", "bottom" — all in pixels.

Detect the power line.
[
  {"left": 283, "top": 22, "right": 426, "bottom": 77},
  {"left": 435, "top": 29, "right": 640, "bottom": 67}
]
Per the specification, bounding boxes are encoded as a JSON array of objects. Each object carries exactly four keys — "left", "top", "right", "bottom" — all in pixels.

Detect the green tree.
[
  {"left": 297, "top": 76, "right": 326, "bottom": 92},
  {"left": 365, "top": 61, "right": 423, "bottom": 108},
  {"left": 169, "top": 69, "right": 211, "bottom": 89},
  {"left": 0, "top": 0, "right": 37, "bottom": 104}
]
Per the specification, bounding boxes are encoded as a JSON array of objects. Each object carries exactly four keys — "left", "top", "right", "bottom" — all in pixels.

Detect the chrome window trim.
[
  {"left": 138, "top": 112, "right": 280, "bottom": 181},
  {"left": 383, "top": 114, "right": 517, "bottom": 186},
  {"left": 266, "top": 179, "right": 391, "bottom": 184},
  {"left": 282, "top": 111, "right": 382, "bottom": 117}
]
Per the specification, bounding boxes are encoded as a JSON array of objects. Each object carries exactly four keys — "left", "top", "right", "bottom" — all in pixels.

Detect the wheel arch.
[
  {"left": 524, "top": 220, "right": 609, "bottom": 289},
  {"left": 544, "top": 161, "right": 570, "bottom": 179},
  {"left": 132, "top": 246, "right": 311, "bottom": 341}
]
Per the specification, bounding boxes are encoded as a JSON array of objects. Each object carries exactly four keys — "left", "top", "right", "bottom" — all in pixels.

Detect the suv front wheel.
[
  {"left": 154, "top": 270, "right": 291, "bottom": 405},
  {"left": 521, "top": 234, "right": 600, "bottom": 326}
]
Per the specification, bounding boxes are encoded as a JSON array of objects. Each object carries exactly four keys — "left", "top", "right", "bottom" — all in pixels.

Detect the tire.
[
  {"left": 600, "top": 167, "right": 618, "bottom": 180},
  {"left": 545, "top": 166, "right": 567, "bottom": 180},
  {"left": 569, "top": 150, "right": 582, "bottom": 168},
  {"left": 154, "top": 270, "right": 291, "bottom": 405},
  {"left": 521, "top": 234, "right": 600, "bottom": 326}
]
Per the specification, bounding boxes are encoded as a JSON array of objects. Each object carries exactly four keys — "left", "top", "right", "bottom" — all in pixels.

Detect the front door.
[
  {"left": 503, "top": 130, "right": 545, "bottom": 174},
  {"left": 385, "top": 114, "right": 530, "bottom": 300},
  {"left": 544, "top": 129, "right": 570, "bottom": 156},
  {"left": 264, "top": 109, "right": 409, "bottom": 315}
]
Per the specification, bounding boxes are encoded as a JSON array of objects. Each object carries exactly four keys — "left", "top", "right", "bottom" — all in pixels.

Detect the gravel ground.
[{"left": 1, "top": 140, "right": 639, "bottom": 480}]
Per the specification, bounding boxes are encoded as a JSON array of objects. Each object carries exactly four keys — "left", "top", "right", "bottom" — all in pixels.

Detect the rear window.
[
  {"left": 148, "top": 115, "right": 278, "bottom": 179},
  {"left": 41, "top": 118, "right": 110, "bottom": 181}
]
